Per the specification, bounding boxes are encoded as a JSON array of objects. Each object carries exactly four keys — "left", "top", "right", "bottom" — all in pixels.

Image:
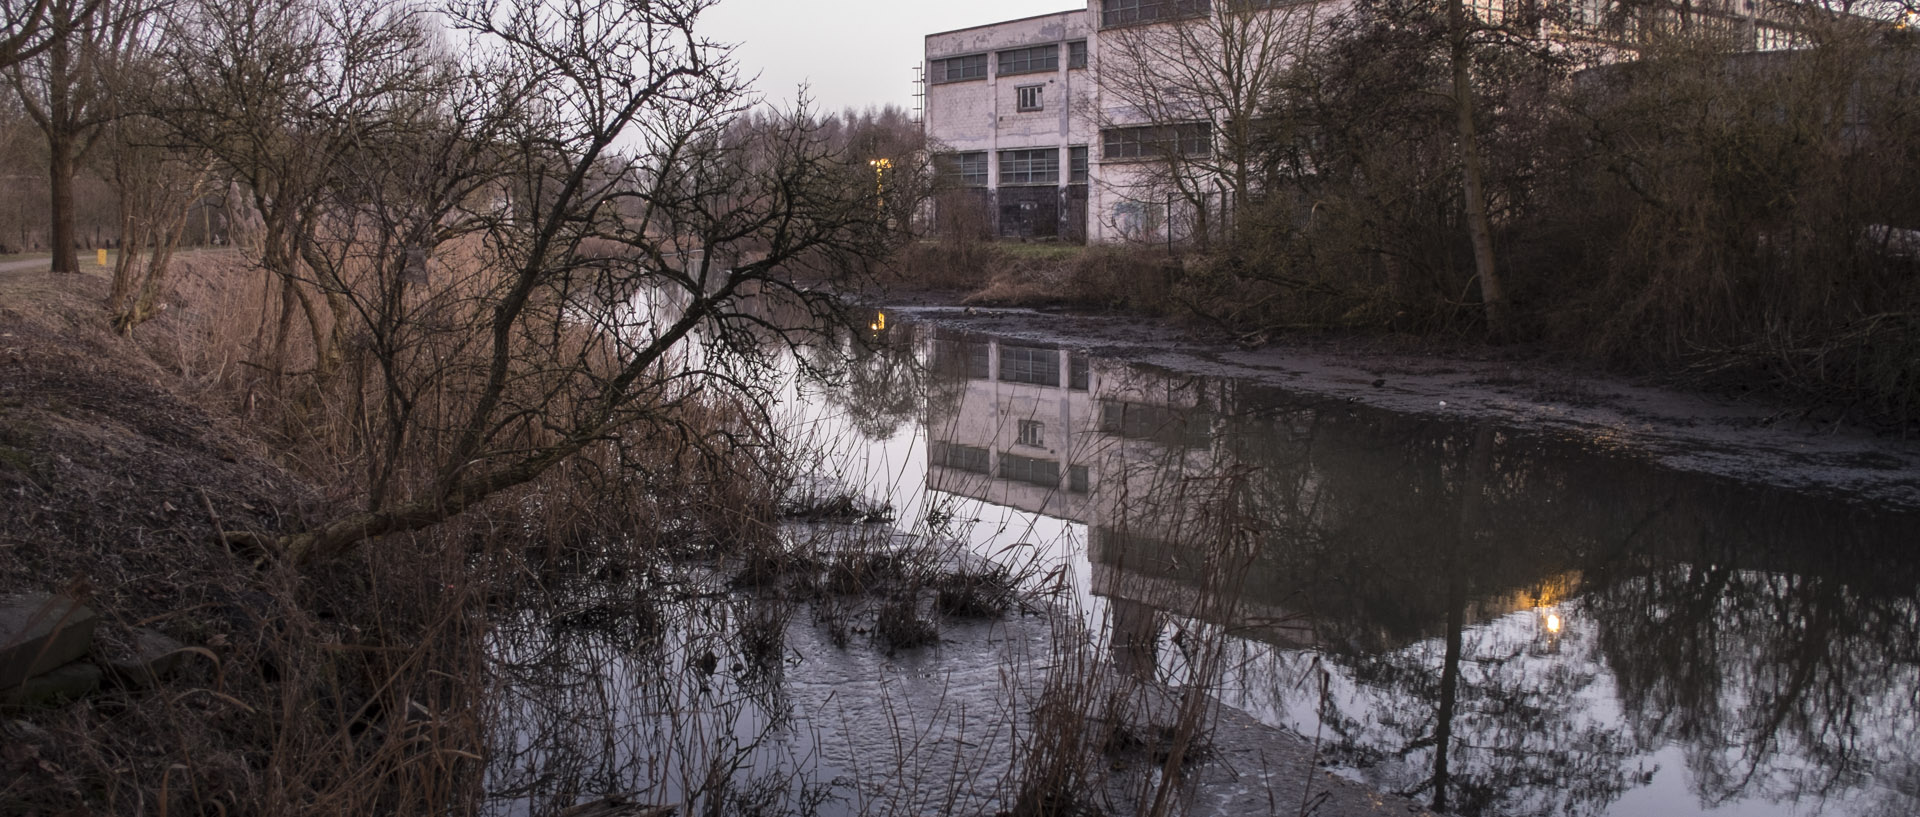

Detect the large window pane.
[
  {"left": 1102, "top": 0, "right": 1212, "bottom": 27},
  {"left": 997, "top": 44, "right": 1058, "bottom": 76},
  {"left": 998, "top": 149, "right": 1061, "bottom": 186},
  {"left": 1102, "top": 123, "right": 1212, "bottom": 160},
  {"left": 999, "top": 346, "right": 1060, "bottom": 385},
  {"left": 933, "top": 53, "right": 988, "bottom": 83}
]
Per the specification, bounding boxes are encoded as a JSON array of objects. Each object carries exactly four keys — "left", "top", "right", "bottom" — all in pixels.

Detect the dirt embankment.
[
  {"left": 1, "top": 267, "right": 312, "bottom": 591},
  {"left": 1, "top": 267, "right": 323, "bottom": 809}
]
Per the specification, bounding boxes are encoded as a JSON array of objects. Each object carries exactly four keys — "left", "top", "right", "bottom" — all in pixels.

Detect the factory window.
[
  {"left": 1102, "top": 122, "right": 1212, "bottom": 160},
  {"left": 1102, "top": 0, "right": 1211, "bottom": 28},
  {"left": 937, "top": 151, "right": 989, "bottom": 187},
  {"left": 1069, "top": 146, "right": 1089, "bottom": 183},
  {"left": 1018, "top": 420, "right": 1045, "bottom": 448},
  {"left": 1068, "top": 40, "right": 1089, "bottom": 69},
  {"left": 932, "top": 53, "right": 988, "bottom": 83},
  {"left": 997, "top": 44, "right": 1058, "bottom": 76},
  {"left": 1017, "top": 85, "right": 1044, "bottom": 112},
  {"left": 998, "top": 149, "right": 1060, "bottom": 185},
  {"left": 999, "top": 452, "right": 1060, "bottom": 487},
  {"left": 930, "top": 441, "right": 991, "bottom": 474},
  {"left": 999, "top": 345, "right": 1061, "bottom": 385}
]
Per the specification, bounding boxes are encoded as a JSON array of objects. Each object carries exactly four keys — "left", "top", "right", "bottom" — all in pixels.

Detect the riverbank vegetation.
[
  {"left": 912, "top": 6, "right": 1920, "bottom": 430},
  {"left": 0, "top": 0, "right": 935, "bottom": 814}
]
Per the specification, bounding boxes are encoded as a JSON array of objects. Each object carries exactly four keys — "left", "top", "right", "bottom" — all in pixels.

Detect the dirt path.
[
  {"left": 887, "top": 304, "right": 1920, "bottom": 511},
  {"left": 0, "top": 256, "right": 51, "bottom": 273}
]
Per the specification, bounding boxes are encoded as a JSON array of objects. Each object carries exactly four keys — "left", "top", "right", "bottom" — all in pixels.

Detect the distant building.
[
  {"left": 922, "top": 0, "right": 1852, "bottom": 245},
  {"left": 923, "top": 8, "right": 1099, "bottom": 242}
]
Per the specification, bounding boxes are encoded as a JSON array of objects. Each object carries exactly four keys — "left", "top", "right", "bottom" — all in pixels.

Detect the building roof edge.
[{"left": 925, "top": 8, "right": 1089, "bottom": 40}]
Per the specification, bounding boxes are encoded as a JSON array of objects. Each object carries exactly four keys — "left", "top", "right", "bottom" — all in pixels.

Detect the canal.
[{"left": 487, "top": 307, "right": 1920, "bottom": 817}]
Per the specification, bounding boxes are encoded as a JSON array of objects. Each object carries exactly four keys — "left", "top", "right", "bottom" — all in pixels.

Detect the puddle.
[{"left": 484, "top": 314, "right": 1920, "bottom": 817}]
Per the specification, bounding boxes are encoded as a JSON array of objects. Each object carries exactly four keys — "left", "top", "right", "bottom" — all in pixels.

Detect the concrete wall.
[
  {"left": 923, "top": 1, "right": 1343, "bottom": 245},
  {"left": 925, "top": 7, "right": 1098, "bottom": 240}
]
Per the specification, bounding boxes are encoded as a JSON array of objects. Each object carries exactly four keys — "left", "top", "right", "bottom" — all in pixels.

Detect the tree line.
[{"left": 1088, "top": 0, "right": 1920, "bottom": 426}]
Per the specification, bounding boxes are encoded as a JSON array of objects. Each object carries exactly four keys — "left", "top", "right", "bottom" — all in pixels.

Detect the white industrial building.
[
  {"left": 922, "top": 1, "right": 1352, "bottom": 245},
  {"left": 922, "top": 0, "right": 1830, "bottom": 245},
  {"left": 922, "top": 8, "right": 1101, "bottom": 243}
]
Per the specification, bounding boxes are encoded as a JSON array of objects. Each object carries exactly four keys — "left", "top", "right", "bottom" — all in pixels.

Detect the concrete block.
[
  {"left": 102, "top": 628, "right": 187, "bottom": 689},
  {"left": 3, "top": 661, "right": 102, "bottom": 708},
  {"left": 1, "top": 594, "right": 99, "bottom": 691},
  {"left": 557, "top": 794, "right": 676, "bottom": 817}
]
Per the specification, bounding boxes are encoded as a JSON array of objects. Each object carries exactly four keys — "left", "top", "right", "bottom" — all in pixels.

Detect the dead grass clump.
[
  {"left": 932, "top": 564, "right": 1015, "bottom": 619},
  {"left": 779, "top": 490, "right": 894, "bottom": 524},
  {"left": 823, "top": 546, "right": 915, "bottom": 596},
  {"left": 1008, "top": 673, "right": 1113, "bottom": 817},
  {"left": 890, "top": 239, "right": 1009, "bottom": 292},
  {"left": 874, "top": 595, "right": 938, "bottom": 653},
  {"left": 1064, "top": 246, "right": 1180, "bottom": 314},
  {"left": 734, "top": 601, "right": 791, "bottom": 679},
  {"left": 961, "top": 245, "right": 1178, "bottom": 314},
  {"left": 729, "top": 542, "right": 827, "bottom": 591}
]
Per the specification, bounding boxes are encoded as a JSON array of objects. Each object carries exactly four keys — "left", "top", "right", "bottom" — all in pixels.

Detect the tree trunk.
[
  {"left": 109, "top": 195, "right": 140, "bottom": 311},
  {"left": 1432, "top": 573, "right": 1466, "bottom": 813},
  {"left": 115, "top": 205, "right": 195, "bottom": 336},
  {"left": 49, "top": 131, "right": 79, "bottom": 273},
  {"left": 1433, "top": 423, "right": 1496, "bottom": 812},
  {"left": 1448, "top": 0, "right": 1509, "bottom": 340}
]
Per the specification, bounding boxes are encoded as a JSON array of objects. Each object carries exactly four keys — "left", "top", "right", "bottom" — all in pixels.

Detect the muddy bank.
[{"left": 879, "top": 303, "right": 1920, "bottom": 511}]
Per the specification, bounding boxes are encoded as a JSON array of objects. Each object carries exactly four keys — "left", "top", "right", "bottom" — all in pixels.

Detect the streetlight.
[{"left": 869, "top": 158, "right": 892, "bottom": 210}]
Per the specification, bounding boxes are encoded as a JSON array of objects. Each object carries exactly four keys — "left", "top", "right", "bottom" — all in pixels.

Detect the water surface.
[{"left": 490, "top": 313, "right": 1920, "bottom": 817}]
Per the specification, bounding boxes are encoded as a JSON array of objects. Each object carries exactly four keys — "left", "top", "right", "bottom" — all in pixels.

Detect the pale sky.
[{"left": 701, "top": 0, "right": 1083, "bottom": 114}]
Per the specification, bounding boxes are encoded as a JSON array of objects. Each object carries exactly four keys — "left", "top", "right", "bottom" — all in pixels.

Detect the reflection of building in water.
[
  {"left": 916, "top": 325, "right": 1920, "bottom": 817},
  {"left": 924, "top": 332, "right": 1099, "bottom": 523},
  {"left": 921, "top": 329, "right": 1556, "bottom": 653},
  {"left": 923, "top": 329, "right": 1241, "bottom": 536}
]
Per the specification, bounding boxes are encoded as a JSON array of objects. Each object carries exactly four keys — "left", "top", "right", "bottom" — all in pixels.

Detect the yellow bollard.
[{"left": 97, "top": 248, "right": 108, "bottom": 267}]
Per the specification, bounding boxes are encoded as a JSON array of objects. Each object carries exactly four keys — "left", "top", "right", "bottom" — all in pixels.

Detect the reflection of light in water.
[{"left": 1546, "top": 612, "right": 1562, "bottom": 634}]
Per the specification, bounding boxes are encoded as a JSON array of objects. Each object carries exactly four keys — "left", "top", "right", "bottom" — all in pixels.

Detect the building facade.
[
  {"left": 923, "top": 0, "right": 1837, "bottom": 245},
  {"left": 923, "top": 1, "right": 1354, "bottom": 244},
  {"left": 924, "top": 9, "right": 1099, "bottom": 242}
]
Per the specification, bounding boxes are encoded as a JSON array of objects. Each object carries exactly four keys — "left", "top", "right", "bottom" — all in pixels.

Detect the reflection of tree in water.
[
  {"left": 881, "top": 327, "right": 1919, "bottom": 816},
  {"left": 1586, "top": 549, "right": 1920, "bottom": 813},
  {"left": 799, "top": 321, "right": 928, "bottom": 442},
  {"left": 1089, "top": 383, "right": 1637, "bottom": 815},
  {"left": 1186, "top": 382, "right": 1920, "bottom": 817},
  {"left": 1265, "top": 415, "right": 1636, "bottom": 816}
]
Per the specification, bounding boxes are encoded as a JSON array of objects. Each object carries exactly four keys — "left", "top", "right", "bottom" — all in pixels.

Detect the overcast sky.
[{"left": 701, "top": 0, "right": 1082, "bottom": 114}]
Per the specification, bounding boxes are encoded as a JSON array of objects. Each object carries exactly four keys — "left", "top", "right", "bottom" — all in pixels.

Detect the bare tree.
[
  {"left": 157, "top": 0, "right": 454, "bottom": 389},
  {"left": 5, "top": 0, "right": 146, "bottom": 273},
  {"left": 1447, "top": 0, "right": 1507, "bottom": 338},
  {"left": 1089, "top": 0, "right": 1334, "bottom": 249},
  {"left": 0, "top": 0, "right": 105, "bottom": 70},
  {"left": 100, "top": 109, "right": 215, "bottom": 334},
  {"left": 211, "top": 0, "right": 896, "bottom": 565}
]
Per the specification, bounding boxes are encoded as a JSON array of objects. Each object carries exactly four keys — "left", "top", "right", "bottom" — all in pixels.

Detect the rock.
[
  {"left": 4, "top": 660, "right": 102, "bottom": 708},
  {"left": 101, "top": 628, "right": 187, "bottom": 689},
  {"left": 1, "top": 593, "right": 98, "bottom": 690},
  {"left": 556, "top": 794, "right": 675, "bottom": 817},
  {"left": 3, "top": 717, "right": 50, "bottom": 742}
]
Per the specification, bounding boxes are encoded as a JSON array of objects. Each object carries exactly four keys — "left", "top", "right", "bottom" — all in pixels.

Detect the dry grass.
[{"left": 0, "top": 240, "right": 801, "bottom": 816}]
